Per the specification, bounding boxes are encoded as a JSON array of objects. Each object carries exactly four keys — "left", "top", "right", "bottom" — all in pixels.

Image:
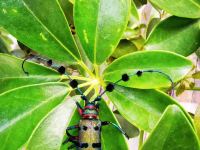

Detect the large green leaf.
[
  {"left": 149, "top": 0, "right": 200, "bottom": 18},
  {"left": 145, "top": 17, "right": 200, "bottom": 56},
  {"left": 128, "top": 1, "right": 139, "bottom": 28},
  {"left": 74, "top": 0, "right": 131, "bottom": 64},
  {"left": 99, "top": 100, "right": 128, "bottom": 150},
  {"left": 0, "top": 83, "right": 69, "bottom": 150},
  {"left": 25, "top": 96, "right": 78, "bottom": 150},
  {"left": 112, "top": 40, "right": 137, "bottom": 58},
  {"left": 0, "top": 0, "right": 81, "bottom": 64},
  {"left": 114, "top": 112, "right": 140, "bottom": 138},
  {"left": 60, "top": 99, "right": 128, "bottom": 150},
  {"left": 58, "top": 0, "right": 74, "bottom": 25},
  {"left": 0, "top": 54, "right": 60, "bottom": 93},
  {"left": 142, "top": 105, "right": 200, "bottom": 150},
  {"left": 104, "top": 51, "right": 193, "bottom": 89},
  {"left": 106, "top": 85, "right": 189, "bottom": 131}
]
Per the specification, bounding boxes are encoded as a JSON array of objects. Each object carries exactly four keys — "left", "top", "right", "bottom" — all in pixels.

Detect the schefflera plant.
[{"left": 0, "top": 0, "right": 199, "bottom": 150}]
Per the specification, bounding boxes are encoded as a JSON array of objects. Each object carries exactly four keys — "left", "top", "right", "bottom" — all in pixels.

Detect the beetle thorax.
[{"left": 82, "top": 103, "right": 99, "bottom": 119}]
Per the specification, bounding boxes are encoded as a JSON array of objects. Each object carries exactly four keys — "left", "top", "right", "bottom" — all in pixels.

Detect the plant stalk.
[{"left": 138, "top": 130, "right": 144, "bottom": 150}]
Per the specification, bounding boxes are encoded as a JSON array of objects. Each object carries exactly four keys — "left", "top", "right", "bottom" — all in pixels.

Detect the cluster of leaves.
[{"left": 0, "top": 0, "right": 200, "bottom": 150}]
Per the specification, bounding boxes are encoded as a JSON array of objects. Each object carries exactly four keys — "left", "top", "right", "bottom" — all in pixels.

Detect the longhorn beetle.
[{"left": 22, "top": 55, "right": 174, "bottom": 150}]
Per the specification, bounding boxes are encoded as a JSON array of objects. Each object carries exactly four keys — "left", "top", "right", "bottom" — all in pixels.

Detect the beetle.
[{"left": 22, "top": 55, "right": 174, "bottom": 150}]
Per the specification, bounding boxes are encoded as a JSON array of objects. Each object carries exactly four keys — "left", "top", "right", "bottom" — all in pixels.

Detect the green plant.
[{"left": 0, "top": 0, "right": 200, "bottom": 150}]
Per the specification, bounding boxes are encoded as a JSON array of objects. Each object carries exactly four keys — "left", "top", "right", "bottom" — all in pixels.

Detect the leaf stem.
[
  {"left": 78, "top": 80, "right": 97, "bottom": 88},
  {"left": 62, "top": 75, "right": 91, "bottom": 81},
  {"left": 185, "top": 87, "right": 200, "bottom": 91},
  {"left": 138, "top": 130, "right": 144, "bottom": 149}
]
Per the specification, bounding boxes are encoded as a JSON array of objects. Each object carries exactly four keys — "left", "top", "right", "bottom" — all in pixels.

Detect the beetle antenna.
[
  {"left": 92, "top": 70, "right": 174, "bottom": 102},
  {"left": 22, "top": 57, "right": 29, "bottom": 76},
  {"left": 21, "top": 54, "right": 89, "bottom": 104}
]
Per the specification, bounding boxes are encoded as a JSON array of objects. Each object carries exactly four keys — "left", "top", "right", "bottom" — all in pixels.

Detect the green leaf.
[
  {"left": 114, "top": 112, "right": 140, "bottom": 138},
  {"left": 74, "top": 0, "right": 131, "bottom": 64},
  {"left": 0, "top": 0, "right": 81, "bottom": 64},
  {"left": 142, "top": 105, "right": 200, "bottom": 150},
  {"left": 99, "top": 100, "right": 128, "bottom": 150},
  {"left": 107, "top": 86, "right": 194, "bottom": 132},
  {"left": 60, "top": 99, "right": 81, "bottom": 150},
  {"left": 26, "top": 96, "right": 78, "bottom": 150},
  {"left": 145, "top": 17, "right": 200, "bottom": 56},
  {"left": 106, "top": 85, "right": 181, "bottom": 131},
  {"left": 0, "top": 54, "right": 60, "bottom": 93},
  {"left": 61, "top": 99, "right": 129, "bottom": 150},
  {"left": 104, "top": 51, "right": 193, "bottom": 89},
  {"left": 194, "top": 105, "right": 200, "bottom": 141},
  {"left": 146, "top": 18, "right": 160, "bottom": 38},
  {"left": 128, "top": 1, "right": 140, "bottom": 28},
  {"left": 0, "top": 83, "right": 69, "bottom": 150},
  {"left": 149, "top": 0, "right": 200, "bottom": 18},
  {"left": 133, "top": 0, "right": 147, "bottom": 7},
  {"left": 122, "top": 28, "right": 140, "bottom": 40},
  {"left": 58, "top": 0, "right": 74, "bottom": 25},
  {"left": 112, "top": 40, "right": 137, "bottom": 58}
]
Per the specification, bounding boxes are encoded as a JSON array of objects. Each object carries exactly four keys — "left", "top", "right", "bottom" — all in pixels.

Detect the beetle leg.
[
  {"left": 63, "top": 126, "right": 79, "bottom": 145},
  {"left": 63, "top": 136, "right": 79, "bottom": 144},
  {"left": 101, "top": 121, "right": 129, "bottom": 139},
  {"left": 66, "top": 125, "right": 79, "bottom": 137},
  {"left": 68, "top": 144, "right": 79, "bottom": 150},
  {"left": 75, "top": 101, "right": 83, "bottom": 115}
]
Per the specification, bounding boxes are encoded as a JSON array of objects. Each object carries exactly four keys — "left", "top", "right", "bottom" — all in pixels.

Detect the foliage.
[{"left": 0, "top": 0, "right": 200, "bottom": 150}]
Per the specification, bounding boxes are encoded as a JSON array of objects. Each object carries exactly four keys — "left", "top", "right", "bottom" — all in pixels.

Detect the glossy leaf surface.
[
  {"left": 0, "top": 0, "right": 81, "bottom": 64},
  {"left": 142, "top": 105, "right": 200, "bottom": 150},
  {"left": 128, "top": 1, "right": 139, "bottom": 28},
  {"left": 0, "top": 54, "right": 60, "bottom": 93},
  {"left": 106, "top": 85, "right": 180, "bottom": 131},
  {"left": 26, "top": 96, "right": 78, "bottom": 150},
  {"left": 58, "top": 0, "right": 74, "bottom": 24},
  {"left": 145, "top": 17, "right": 200, "bottom": 56},
  {"left": 74, "top": 0, "right": 131, "bottom": 64},
  {"left": 112, "top": 40, "right": 137, "bottom": 58},
  {"left": 104, "top": 51, "right": 193, "bottom": 89},
  {"left": 114, "top": 113, "right": 140, "bottom": 138},
  {"left": 0, "top": 83, "right": 69, "bottom": 150},
  {"left": 149, "top": 0, "right": 200, "bottom": 18},
  {"left": 100, "top": 100, "right": 128, "bottom": 150}
]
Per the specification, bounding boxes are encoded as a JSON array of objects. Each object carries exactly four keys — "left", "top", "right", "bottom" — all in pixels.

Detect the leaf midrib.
[
  {"left": 22, "top": 1, "right": 80, "bottom": 62},
  {"left": 190, "top": 0, "right": 200, "bottom": 9},
  {"left": 0, "top": 90, "right": 67, "bottom": 133},
  {"left": 24, "top": 94, "right": 71, "bottom": 149},
  {"left": 93, "top": 0, "right": 101, "bottom": 64},
  {"left": 103, "top": 66, "right": 191, "bottom": 77},
  {"left": 0, "top": 76, "right": 60, "bottom": 80},
  {"left": 111, "top": 91, "right": 162, "bottom": 131},
  {"left": 146, "top": 20, "right": 198, "bottom": 46},
  {"left": 55, "top": 0, "right": 82, "bottom": 60}
]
